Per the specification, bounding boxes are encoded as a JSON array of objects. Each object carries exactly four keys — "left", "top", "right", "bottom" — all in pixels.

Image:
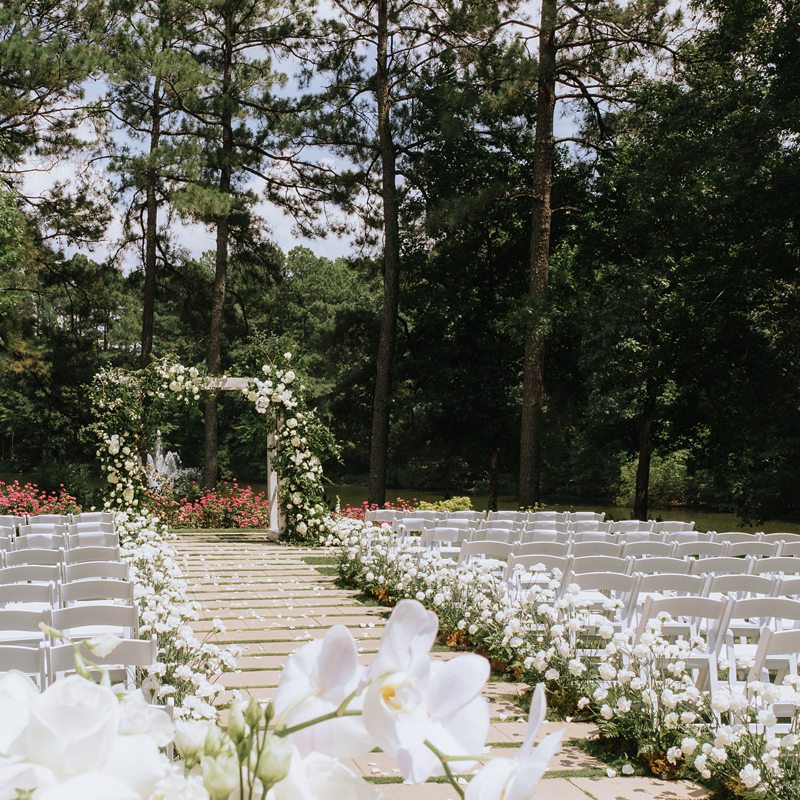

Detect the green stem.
[
  {"left": 425, "top": 740, "right": 466, "bottom": 800},
  {"left": 277, "top": 708, "right": 361, "bottom": 736}
]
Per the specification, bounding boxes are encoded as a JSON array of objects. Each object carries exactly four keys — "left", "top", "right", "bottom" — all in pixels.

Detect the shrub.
[
  {"left": 334, "top": 497, "right": 417, "bottom": 520},
  {"left": 0, "top": 480, "right": 81, "bottom": 516},
  {"left": 615, "top": 450, "right": 693, "bottom": 507},
  {"left": 418, "top": 496, "right": 473, "bottom": 512},
  {"left": 143, "top": 480, "right": 271, "bottom": 529}
]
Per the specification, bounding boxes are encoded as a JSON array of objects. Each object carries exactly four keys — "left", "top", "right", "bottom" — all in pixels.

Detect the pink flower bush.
[
  {"left": 144, "top": 480, "right": 271, "bottom": 529},
  {"left": 335, "top": 498, "right": 417, "bottom": 521},
  {"left": 0, "top": 480, "right": 81, "bottom": 516}
]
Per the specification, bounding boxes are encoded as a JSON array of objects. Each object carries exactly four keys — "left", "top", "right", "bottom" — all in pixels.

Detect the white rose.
[
  {"left": 284, "top": 371, "right": 296, "bottom": 384},
  {"left": 27, "top": 675, "right": 121, "bottom": 776},
  {"left": 0, "top": 671, "right": 39, "bottom": 754},
  {"left": 286, "top": 418, "right": 298, "bottom": 429}
]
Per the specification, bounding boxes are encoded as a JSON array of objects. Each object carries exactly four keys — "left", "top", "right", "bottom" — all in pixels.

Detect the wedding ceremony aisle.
[{"left": 177, "top": 532, "right": 709, "bottom": 800}]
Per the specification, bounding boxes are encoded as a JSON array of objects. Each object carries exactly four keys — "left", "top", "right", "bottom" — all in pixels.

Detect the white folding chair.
[
  {"left": 14, "top": 533, "right": 67, "bottom": 550},
  {"left": 570, "top": 555, "right": 632, "bottom": 575},
  {"left": 514, "top": 541, "right": 570, "bottom": 558},
  {"left": 703, "top": 573, "right": 776, "bottom": 601},
  {"left": 665, "top": 530, "right": 714, "bottom": 544},
  {"left": 528, "top": 511, "right": 569, "bottom": 524},
  {"left": 630, "top": 556, "right": 691, "bottom": 575},
  {"left": 27, "top": 514, "right": 70, "bottom": 526},
  {"left": 526, "top": 520, "right": 569, "bottom": 533},
  {"left": 674, "top": 541, "right": 729, "bottom": 559},
  {"left": 0, "top": 582, "right": 56, "bottom": 610},
  {"left": 19, "top": 523, "right": 66, "bottom": 536},
  {"left": 747, "top": 628, "right": 800, "bottom": 723},
  {"left": 392, "top": 518, "right": 435, "bottom": 535},
  {"left": 569, "top": 541, "right": 621, "bottom": 558},
  {"left": 61, "top": 579, "right": 134, "bottom": 606},
  {"left": 572, "top": 531, "right": 618, "bottom": 544},
  {"left": 609, "top": 520, "right": 653, "bottom": 534},
  {"left": 636, "top": 595, "right": 729, "bottom": 690},
  {"left": 48, "top": 636, "right": 155, "bottom": 688},
  {"left": 469, "top": 528, "right": 513, "bottom": 543},
  {"left": 621, "top": 540, "right": 675, "bottom": 558},
  {"left": 621, "top": 530, "right": 662, "bottom": 544},
  {"left": 652, "top": 521, "right": 695, "bottom": 534},
  {"left": 64, "top": 546, "right": 121, "bottom": 564},
  {"left": 67, "top": 532, "right": 120, "bottom": 549},
  {"left": 4, "top": 548, "right": 64, "bottom": 567},
  {"left": 568, "top": 511, "right": 606, "bottom": 522},
  {"left": 560, "top": 570, "right": 639, "bottom": 630},
  {"left": 68, "top": 521, "right": 115, "bottom": 535},
  {"left": 49, "top": 603, "right": 138, "bottom": 640},
  {"left": 569, "top": 521, "right": 611, "bottom": 535},
  {"left": 0, "top": 608, "right": 48, "bottom": 646},
  {"left": 689, "top": 556, "right": 754, "bottom": 576},
  {"left": 727, "top": 541, "right": 781, "bottom": 559},
  {"left": 71, "top": 511, "right": 115, "bottom": 525},
  {"left": 408, "top": 511, "right": 439, "bottom": 521},
  {"left": 777, "top": 542, "right": 800, "bottom": 556},
  {"left": 62, "top": 561, "right": 130, "bottom": 582},
  {"left": 752, "top": 557, "right": 800, "bottom": 577},
  {"left": 0, "top": 643, "right": 48, "bottom": 687},
  {"left": 0, "top": 564, "right": 61, "bottom": 584},
  {"left": 518, "top": 529, "right": 564, "bottom": 544},
  {"left": 434, "top": 519, "right": 474, "bottom": 530},
  {"left": 503, "top": 554, "right": 572, "bottom": 585},
  {"left": 762, "top": 532, "right": 800, "bottom": 544},
  {"left": 367, "top": 509, "right": 402, "bottom": 523},
  {"left": 478, "top": 519, "right": 516, "bottom": 531},
  {"left": 712, "top": 531, "right": 763, "bottom": 544},
  {"left": 459, "top": 540, "right": 514, "bottom": 565},
  {"left": 776, "top": 576, "right": 800, "bottom": 598},
  {"left": 444, "top": 510, "right": 484, "bottom": 521},
  {"left": 635, "top": 573, "right": 709, "bottom": 608},
  {"left": 0, "top": 515, "right": 25, "bottom": 529}
]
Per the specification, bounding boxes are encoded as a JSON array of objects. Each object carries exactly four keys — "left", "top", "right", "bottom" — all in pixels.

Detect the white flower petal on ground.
[{"left": 275, "top": 625, "right": 371, "bottom": 759}]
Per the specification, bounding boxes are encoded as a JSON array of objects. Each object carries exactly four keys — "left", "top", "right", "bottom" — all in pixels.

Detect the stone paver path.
[{"left": 176, "top": 532, "right": 707, "bottom": 800}]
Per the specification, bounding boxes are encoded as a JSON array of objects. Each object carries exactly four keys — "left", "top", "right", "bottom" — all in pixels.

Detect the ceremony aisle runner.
[{"left": 176, "top": 532, "right": 707, "bottom": 800}]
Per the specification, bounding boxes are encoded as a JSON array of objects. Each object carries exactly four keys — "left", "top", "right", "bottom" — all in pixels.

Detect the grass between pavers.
[{"left": 363, "top": 768, "right": 609, "bottom": 785}]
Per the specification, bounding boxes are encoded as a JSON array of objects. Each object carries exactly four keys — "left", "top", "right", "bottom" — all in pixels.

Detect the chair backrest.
[
  {"left": 728, "top": 597, "right": 800, "bottom": 630},
  {"left": 0, "top": 643, "right": 47, "bottom": 687},
  {"left": 635, "top": 595, "right": 729, "bottom": 651},
  {"left": 518, "top": 529, "right": 562, "bottom": 544},
  {"left": 665, "top": 530, "right": 714, "bottom": 544},
  {"left": 368, "top": 509, "right": 402, "bottom": 522},
  {"left": 48, "top": 636, "right": 155, "bottom": 685},
  {"left": 689, "top": 556, "right": 753, "bottom": 576},
  {"left": 50, "top": 603, "right": 138, "bottom": 637},
  {"left": 609, "top": 520, "right": 653, "bottom": 533},
  {"left": 569, "top": 521, "right": 610, "bottom": 534},
  {"left": 14, "top": 533, "right": 66, "bottom": 550},
  {"left": 777, "top": 542, "right": 800, "bottom": 557},
  {"left": 0, "top": 581, "right": 55, "bottom": 607},
  {"left": 67, "top": 532, "right": 120, "bottom": 549},
  {"left": 434, "top": 519, "right": 474, "bottom": 530},
  {"left": 486, "top": 510, "right": 524, "bottom": 522},
  {"left": 727, "top": 541, "right": 780, "bottom": 558},
  {"left": 469, "top": 528, "right": 513, "bottom": 544},
  {"left": 712, "top": 531, "right": 762, "bottom": 544},
  {"left": 631, "top": 556, "right": 691, "bottom": 575},
  {"left": 514, "top": 541, "right": 570, "bottom": 558},
  {"left": 72, "top": 511, "right": 115, "bottom": 525},
  {"left": 392, "top": 518, "right": 435, "bottom": 533},
  {"left": 444, "top": 510, "right": 484, "bottom": 521},
  {"left": 569, "top": 511, "right": 605, "bottom": 522},
  {"left": 503, "top": 554, "right": 571, "bottom": 582},
  {"left": 561, "top": 570, "right": 639, "bottom": 621},
  {"left": 27, "top": 514, "right": 70, "bottom": 525},
  {"left": 458, "top": 540, "right": 514, "bottom": 564},
  {"left": 410, "top": 511, "right": 439, "bottom": 520},
  {"left": 0, "top": 564, "right": 61, "bottom": 584},
  {"left": 572, "top": 530, "right": 617, "bottom": 543},
  {"left": 0, "top": 515, "right": 25, "bottom": 529},
  {"left": 61, "top": 578, "right": 134, "bottom": 605},
  {"left": 752, "top": 557, "right": 800, "bottom": 576},
  {"left": 63, "top": 561, "right": 130, "bottom": 582},
  {"left": 777, "top": 576, "right": 800, "bottom": 598},
  {"left": 420, "top": 527, "right": 466, "bottom": 547},
  {"left": 64, "top": 545, "right": 121, "bottom": 564},
  {"left": 570, "top": 555, "right": 631, "bottom": 575},
  {"left": 747, "top": 627, "right": 800, "bottom": 684},
  {"left": 762, "top": 532, "right": 800, "bottom": 544},
  {"left": 0, "top": 607, "right": 48, "bottom": 634},
  {"left": 479, "top": 519, "right": 516, "bottom": 530},
  {"left": 528, "top": 511, "right": 569, "bottom": 524},
  {"left": 651, "top": 521, "right": 695, "bottom": 534},
  {"left": 621, "top": 541, "right": 675, "bottom": 558},
  {"left": 4, "top": 548, "right": 63, "bottom": 567},
  {"left": 673, "top": 541, "right": 729, "bottom": 559},
  {"left": 68, "top": 521, "right": 115, "bottom": 534},
  {"left": 621, "top": 530, "right": 661, "bottom": 544},
  {"left": 526, "top": 521, "right": 569, "bottom": 533},
  {"left": 704, "top": 573, "right": 776, "bottom": 599},
  {"left": 636, "top": 572, "right": 708, "bottom": 596},
  {"left": 569, "top": 541, "right": 621, "bottom": 558}
]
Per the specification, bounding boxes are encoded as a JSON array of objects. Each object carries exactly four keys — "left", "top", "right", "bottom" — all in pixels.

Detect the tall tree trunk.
[
  {"left": 488, "top": 447, "right": 500, "bottom": 512},
  {"left": 633, "top": 378, "right": 657, "bottom": 520},
  {"left": 203, "top": 41, "right": 233, "bottom": 489},
  {"left": 518, "top": 0, "right": 557, "bottom": 508},
  {"left": 367, "top": 0, "right": 401, "bottom": 507},
  {"left": 140, "top": 79, "right": 161, "bottom": 368}
]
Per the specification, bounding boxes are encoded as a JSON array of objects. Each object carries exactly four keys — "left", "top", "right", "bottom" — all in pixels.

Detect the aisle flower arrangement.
[
  {"left": 0, "top": 479, "right": 80, "bottom": 516},
  {"left": 0, "top": 601, "right": 562, "bottom": 800},
  {"left": 325, "top": 518, "right": 800, "bottom": 797},
  {"left": 115, "top": 509, "right": 238, "bottom": 719}
]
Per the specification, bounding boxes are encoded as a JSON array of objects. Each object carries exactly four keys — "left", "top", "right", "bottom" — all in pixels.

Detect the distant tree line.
[{"left": 0, "top": 0, "right": 798, "bottom": 521}]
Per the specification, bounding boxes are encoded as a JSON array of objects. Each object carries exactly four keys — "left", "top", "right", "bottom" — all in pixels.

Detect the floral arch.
[{"left": 88, "top": 355, "right": 334, "bottom": 543}]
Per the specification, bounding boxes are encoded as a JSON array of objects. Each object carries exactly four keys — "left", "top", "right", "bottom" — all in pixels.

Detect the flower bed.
[
  {"left": 334, "top": 497, "right": 418, "bottom": 520},
  {"left": 325, "top": 518, "right": 800, "bottom": 798},
  {"left": 143, "top": 481, "right": 271, "bottom": 529},
  {"left": 0, "top": 479, "right": 80, "bottom": 516}
]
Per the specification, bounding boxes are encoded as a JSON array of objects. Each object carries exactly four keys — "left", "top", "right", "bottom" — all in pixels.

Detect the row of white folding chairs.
[
  {"left": 0, "top": 531, "right": 120, "bottom": 552},
  {"left": 0, "top": 572, "right": 132, "bottom": 609},
  {"left": 0, "top": 634, "right": 155, "bottom": 688},
  {"left": 0, "top": 545, "right": 121, "bottom": 568},
  {"left": 0, "top": 511, "right": 114, "bottom": 527},
  {"left": 1, "top": 521, "right": 115, "bottom": 536}
]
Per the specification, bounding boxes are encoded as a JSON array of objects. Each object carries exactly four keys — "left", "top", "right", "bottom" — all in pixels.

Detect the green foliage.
[
  {"left": 417, "top": 496, "right": 473, "bottom": 512},
  {"left": 614, "top": 451, "right": 692, "bottom": 508}
]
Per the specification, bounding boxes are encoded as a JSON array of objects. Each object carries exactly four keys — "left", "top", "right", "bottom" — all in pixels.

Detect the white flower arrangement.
[{"left": 0, "top": 601, "right": 561, "bottom": 800}]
